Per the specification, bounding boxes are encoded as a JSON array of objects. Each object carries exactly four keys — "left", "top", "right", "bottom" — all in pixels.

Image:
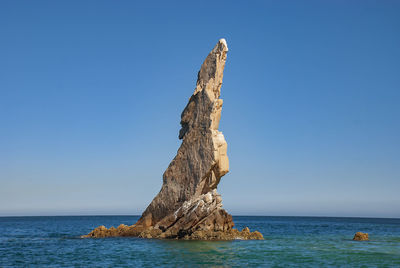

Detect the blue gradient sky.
[{"left": 1, "top": 1, "right": 399, "bottom": 217}]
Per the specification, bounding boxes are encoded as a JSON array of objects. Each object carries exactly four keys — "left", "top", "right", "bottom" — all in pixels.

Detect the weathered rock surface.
[
  {"left": 83, "top": 39, "right": 263, "bottom": 240},
  {"left": 353, "top": 232, "right": 369, "bottom": 241}
]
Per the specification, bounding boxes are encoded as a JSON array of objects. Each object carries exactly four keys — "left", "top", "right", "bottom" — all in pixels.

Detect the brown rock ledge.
[
  {"left": 82, "top": 39, "right": 263, "bottom": 241},
  {"left": 82, "top": 224, "right": 263, "bottom": 240}
]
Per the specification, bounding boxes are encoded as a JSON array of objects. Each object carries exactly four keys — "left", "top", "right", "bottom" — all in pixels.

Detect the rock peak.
[
  {"left": 83, "top": 39, "right": 263, "bottom": 240},
  {"left": 218, "top": 38, "right": 228, "bottom": 51}
]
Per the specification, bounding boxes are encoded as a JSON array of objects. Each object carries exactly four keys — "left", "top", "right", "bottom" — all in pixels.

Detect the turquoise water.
[{"left": 0, "top": 216, "right": 399, "bottom": 267}]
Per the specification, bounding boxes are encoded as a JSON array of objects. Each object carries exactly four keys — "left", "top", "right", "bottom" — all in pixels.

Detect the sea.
[{"left": 0, "top": 215, "right": 399, "bottom": 267}]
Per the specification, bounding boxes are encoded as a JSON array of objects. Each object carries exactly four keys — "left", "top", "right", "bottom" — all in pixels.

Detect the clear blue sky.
[{"left": 1, "top": 1, "right": 399, "bottom": 218}]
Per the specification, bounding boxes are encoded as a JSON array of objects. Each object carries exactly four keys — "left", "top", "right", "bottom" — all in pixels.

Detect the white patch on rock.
[
  {"left": 219, "top": 38, "right": 228, "bottom": 51},
  {"left": 204, "top": 193, "right": 213, "bottom": 203}
]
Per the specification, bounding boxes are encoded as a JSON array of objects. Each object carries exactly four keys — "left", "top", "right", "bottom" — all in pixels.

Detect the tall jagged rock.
[
  {"left": 135, "top": 38, "right": 230, "bottom": 232},
  {"left": 83, "top": 39, "right": 263, "bottom": 240}
]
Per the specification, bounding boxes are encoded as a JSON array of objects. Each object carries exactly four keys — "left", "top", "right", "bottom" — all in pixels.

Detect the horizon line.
[{"left": 0, "top": 214, "right": 399, "bottom": 220}]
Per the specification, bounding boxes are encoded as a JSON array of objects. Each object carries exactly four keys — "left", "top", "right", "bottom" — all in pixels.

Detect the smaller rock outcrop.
[{"left": 353, "top": 232, "right": 369, "bottom": 241}]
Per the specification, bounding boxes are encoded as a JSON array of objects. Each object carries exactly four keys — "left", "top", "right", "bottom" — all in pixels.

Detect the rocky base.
[
  {"left": 353, "top": 232, "right": 369, "bottom": 241},
  {"left": 82, "top": 189, "right": 264, "bottom": 240},
  {"left": 82, "top": 224, "right": 263, "bottom": 240}
]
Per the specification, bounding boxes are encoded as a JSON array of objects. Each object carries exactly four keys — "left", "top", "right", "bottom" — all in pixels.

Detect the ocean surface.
[{"left": 0, "top": 216, "right": 399, "bottom": 267}]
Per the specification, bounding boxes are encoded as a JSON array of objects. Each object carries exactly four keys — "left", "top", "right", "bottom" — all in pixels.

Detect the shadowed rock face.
[{"left": 83, "top": 39, "right": 263, "bottom": 240}]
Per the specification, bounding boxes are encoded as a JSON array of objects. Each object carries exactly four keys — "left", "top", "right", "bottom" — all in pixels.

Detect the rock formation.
[
  {"left": 83, "top": 39, "right": 263, "bottom": 240},
  {"left": 353, "top": 232, "right": 369, "bottom": 241}
]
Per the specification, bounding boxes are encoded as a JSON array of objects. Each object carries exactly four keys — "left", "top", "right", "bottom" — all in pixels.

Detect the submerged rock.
[
  {"left": 83, "top": 39, "right": 263, "bottom": 240},
  {"left": 353, "top": 232, "right": 369, "bottom": 241}
]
